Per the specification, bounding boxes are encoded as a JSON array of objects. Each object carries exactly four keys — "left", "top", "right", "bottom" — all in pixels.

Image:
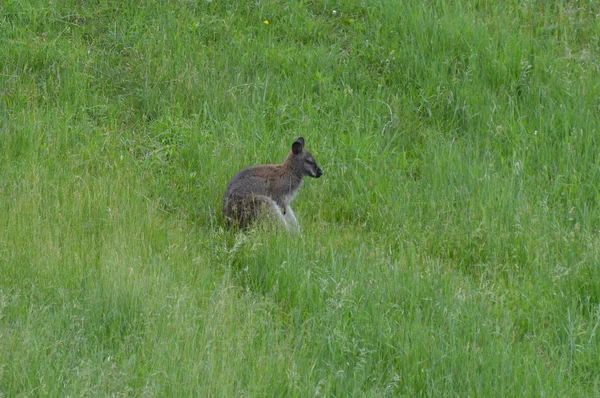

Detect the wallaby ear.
[{"left": 292, "top": 137, "right": 305, "bottom": 155}]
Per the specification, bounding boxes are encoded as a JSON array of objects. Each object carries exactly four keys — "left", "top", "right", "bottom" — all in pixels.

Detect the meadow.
[{"left": 1, "top": 0, "right": 599, "bottom": 395}]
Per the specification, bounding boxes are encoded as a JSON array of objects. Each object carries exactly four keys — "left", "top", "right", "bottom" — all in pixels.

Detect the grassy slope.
[{"left": 1, "top": 0, "right": 599, "bottom": 395}]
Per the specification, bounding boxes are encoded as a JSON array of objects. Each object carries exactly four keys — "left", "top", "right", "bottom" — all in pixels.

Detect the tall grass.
[{"left": 1, "top": 0, "right": 599, "bottom": 395}]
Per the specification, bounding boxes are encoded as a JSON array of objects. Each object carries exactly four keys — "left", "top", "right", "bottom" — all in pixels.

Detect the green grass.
[{"left": 1, "top": 0, "right": 600, "bottom": 395}]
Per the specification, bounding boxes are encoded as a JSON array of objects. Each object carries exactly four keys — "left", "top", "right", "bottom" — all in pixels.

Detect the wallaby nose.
[{"left": 315, "top": 167, "right": 323, "bottom": 178}]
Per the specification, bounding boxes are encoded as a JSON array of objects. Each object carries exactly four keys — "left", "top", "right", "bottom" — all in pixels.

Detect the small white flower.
[{"left": 332, "top": 10, "right": 337, "bottom": 15}]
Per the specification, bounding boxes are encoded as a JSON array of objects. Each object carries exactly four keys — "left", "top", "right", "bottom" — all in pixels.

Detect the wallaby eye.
[{"left": 306, "top": 159, "right": 315, "bottom": 165}]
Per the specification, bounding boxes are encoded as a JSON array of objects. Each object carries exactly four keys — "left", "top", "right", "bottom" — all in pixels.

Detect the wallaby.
[{"left": 222, "top": 137, "right": 323, "bottom": 230}]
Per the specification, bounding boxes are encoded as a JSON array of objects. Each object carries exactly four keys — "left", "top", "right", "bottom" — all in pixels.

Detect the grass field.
[{"left": 1, "top": 0, "right": 600, "bottom": 395}]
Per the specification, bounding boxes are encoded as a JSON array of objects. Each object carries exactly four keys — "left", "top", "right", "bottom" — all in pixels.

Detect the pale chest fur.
[{"left": 279, "top": 180, "right": 303, "bottom": 207}]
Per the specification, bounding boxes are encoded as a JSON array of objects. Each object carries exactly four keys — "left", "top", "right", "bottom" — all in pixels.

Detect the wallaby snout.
[{"left": 222, "top": 137, "right": 322, "bottom": 230}]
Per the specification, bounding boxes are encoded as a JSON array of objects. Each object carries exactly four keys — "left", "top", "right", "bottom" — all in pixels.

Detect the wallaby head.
[
  {"left": 222, "top": 137, "right": 323, "bottom": 230},
  {"left": 288, "top": 137, "right": 323, "bottom": 179}
]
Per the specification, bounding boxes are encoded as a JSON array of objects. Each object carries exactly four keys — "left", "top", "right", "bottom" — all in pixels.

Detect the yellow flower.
[{"left": 263, "top": 20, "right": 269, "bottom": 25}]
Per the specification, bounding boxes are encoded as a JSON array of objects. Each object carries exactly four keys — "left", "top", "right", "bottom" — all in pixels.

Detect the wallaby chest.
[{"left": 268, "top": 174, "right": 303, "bottom": 207}]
